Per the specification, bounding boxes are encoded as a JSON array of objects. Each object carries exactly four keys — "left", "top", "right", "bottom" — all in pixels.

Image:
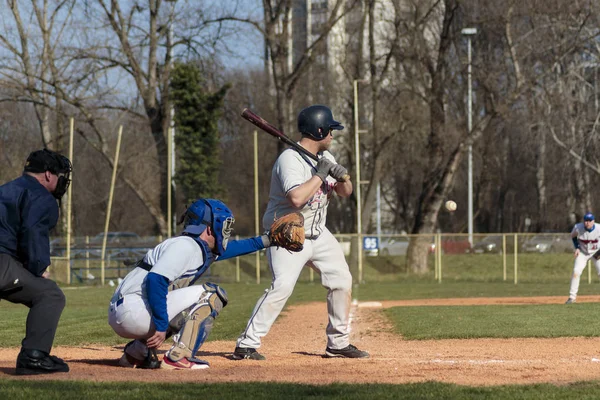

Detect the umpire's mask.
[{"left": 24, "top": 149, "right": 73, "bottom": 200}]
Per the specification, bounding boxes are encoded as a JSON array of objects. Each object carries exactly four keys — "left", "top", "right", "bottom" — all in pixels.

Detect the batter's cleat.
[
  {"left": 160, "top": 356, "right": 209, "bottom": 370},
  {"left": 232, "top": 347, "right": 266, "bottom": 360},
  {"left": 15, "top": 348, "right": 69, "bottom": 375},
  {"left": 565, "top": 298, "right": 576, "bottom": 304},
  {"left": 325, "top": 344, "right": 370, "bottom": 359}
]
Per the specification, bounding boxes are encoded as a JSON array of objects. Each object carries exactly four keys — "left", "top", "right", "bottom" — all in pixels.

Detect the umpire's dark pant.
[{"left": 0, "top": 254, "right": 65, "bottom": 353}]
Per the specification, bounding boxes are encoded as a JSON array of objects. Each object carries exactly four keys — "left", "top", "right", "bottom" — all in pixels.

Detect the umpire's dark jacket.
[{"left": 0, "top": 174, "right": 59, "bottom": 277}]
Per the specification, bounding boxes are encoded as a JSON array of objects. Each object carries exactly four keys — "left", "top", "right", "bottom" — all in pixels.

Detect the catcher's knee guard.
[{"left": 166, "top": 282, "right": 228, "bottom": 362}]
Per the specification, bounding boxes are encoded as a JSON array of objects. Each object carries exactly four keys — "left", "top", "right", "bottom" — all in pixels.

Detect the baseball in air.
[{"left": 445, "top": 200, "right": 457, "bottom": 212}]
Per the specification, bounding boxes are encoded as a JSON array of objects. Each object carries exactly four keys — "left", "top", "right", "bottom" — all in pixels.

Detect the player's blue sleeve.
[
  {"left": 146, "top": 272, "right": 169, "bottom": 332},
  {"left": 572, "top": 237, "right": 579, "bottom": 249},
  {"left": 218, "top": 236, "right": 266, "bottom": 261}
]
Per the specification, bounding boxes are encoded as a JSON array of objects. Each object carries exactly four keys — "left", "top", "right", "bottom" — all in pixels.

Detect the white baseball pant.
[
  {"left": 236, "top": 228, "right": 353, "bottom": 350},
  {"left": 108, "top": 285, "right": 207, "bottom": 359},
  {"left": 568, "top": 251, "right": 600, "bottom": 300}
]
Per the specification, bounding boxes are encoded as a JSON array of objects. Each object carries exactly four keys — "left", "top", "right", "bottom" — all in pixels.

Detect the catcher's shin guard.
[{"left": 166, "top": 283, "right": 228, "bottom": 362}]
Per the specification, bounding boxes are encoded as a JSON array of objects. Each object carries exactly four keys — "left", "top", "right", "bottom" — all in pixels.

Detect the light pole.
[
  {"left": 166, "top": 0, "right": 177, "bottom": 237},
  {"left": 462, "top": 27, "right": 477, "bottom": 246}
]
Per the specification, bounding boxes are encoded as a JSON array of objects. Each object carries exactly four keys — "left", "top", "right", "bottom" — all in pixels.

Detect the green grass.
[
  {"left": 0, "top": 282, "right": 337, "bottom": 347},
  {"left": 357, "top": 253, "right": 580, "bottom": 283},
  {"left": 353, "top": 280, "right": 600, "bottom": 301},
  {"left": 0, "top": 280, "right": 592, "bottom": 347},
  {"left": 2, "top": 278, "right": 600, "bottom": 399},
  {"left": 3, "top": 380, "right": 600, "bottom": 400},
  {"left": 70, "top": 251, "right": 585, "bottom": 285},
  {"left": 384, "top": 303, "right": 600, "bottom": 340}
]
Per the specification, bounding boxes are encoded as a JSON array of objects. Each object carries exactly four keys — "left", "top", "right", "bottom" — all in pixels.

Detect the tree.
[
  {"left": 0, "top": 0, "right": 246, "bottom": 234},
  {"left": 171, "top": 62, "right": 230, "bottom": 204}
]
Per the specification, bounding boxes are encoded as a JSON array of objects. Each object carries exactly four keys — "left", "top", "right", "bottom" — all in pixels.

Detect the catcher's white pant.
[
  {"left": 108, "top": 285, "right": 206, "bottom": 340},
  {"left": 236, "top": 228, "right": 353, "bottom": 350},
  {"left": 568, "top": 251, "right": 600, "bottom": 300}
]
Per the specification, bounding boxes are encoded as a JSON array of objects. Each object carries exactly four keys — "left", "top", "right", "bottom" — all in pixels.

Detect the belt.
[{"left": 133, "top": 259, "right": 152, "bottom": 271}]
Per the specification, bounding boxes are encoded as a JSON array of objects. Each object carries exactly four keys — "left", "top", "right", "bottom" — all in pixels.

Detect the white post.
[
  {"left": 254, "top": 131, "right": 261, "bottom": 284},
  {"left": 353, "top": 79, "right": 363, "bottom": 284},
  {"left": 376, "top": 181, "right": 381, "bottom": 245},
  {"left": 101, "top": 126, "right": 123, "bottom": 285},
  {"left": 462, "top": 27, "right": 477, "bottom": 247},
  {"left": 167, "top": 0, "right": 177, "bottom": 236},
  {"left": 66, "top": 117, "right": 74, "bottom": 284}
]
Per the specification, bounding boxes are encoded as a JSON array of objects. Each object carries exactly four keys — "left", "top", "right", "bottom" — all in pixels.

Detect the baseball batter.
[
  {"left": 233, "top": 105, "right": 369, "bottom": 360},
  {"left": 109, "top": 198, "right": 273, "bottom": 370},
  {"left": 566, "top": 212, "right": 600, "bottom": 304}
]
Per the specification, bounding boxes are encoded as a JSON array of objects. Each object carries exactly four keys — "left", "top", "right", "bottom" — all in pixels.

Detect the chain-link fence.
[{"left": 50, "top": 233, "right": 587, "bottom": 286}]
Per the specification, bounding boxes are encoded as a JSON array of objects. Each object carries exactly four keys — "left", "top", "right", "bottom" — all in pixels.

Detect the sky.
[{"left": 210, "top": 0, "right": 264, "bottom": 70}]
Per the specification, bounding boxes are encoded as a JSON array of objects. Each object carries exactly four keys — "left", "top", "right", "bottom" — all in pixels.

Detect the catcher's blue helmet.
[{"left": 181, "top": 199, "right": 234, "bottom": 256}]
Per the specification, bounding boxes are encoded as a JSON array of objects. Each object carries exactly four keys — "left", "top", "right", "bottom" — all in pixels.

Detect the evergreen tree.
[{"left": 170, "top": 62, "right": 230, "bottom": 203}]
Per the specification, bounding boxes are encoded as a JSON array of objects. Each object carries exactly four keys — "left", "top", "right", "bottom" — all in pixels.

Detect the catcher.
[{"left": 108, "top": 198, "right": 304, "bottom": 370}]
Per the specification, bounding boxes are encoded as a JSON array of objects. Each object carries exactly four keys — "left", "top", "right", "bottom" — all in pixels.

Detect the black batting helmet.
[{"left": 297, "top": 105, "right": 344, "bottom": 140}]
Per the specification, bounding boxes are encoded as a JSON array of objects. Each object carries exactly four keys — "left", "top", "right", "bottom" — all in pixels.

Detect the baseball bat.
[{"left": 240, "top": 108, "right": 350, "bottom": 182}]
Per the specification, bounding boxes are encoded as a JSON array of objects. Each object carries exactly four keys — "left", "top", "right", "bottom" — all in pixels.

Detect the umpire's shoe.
[
  {"left": 325, "top": 344, "right": 369, "bottom": 359},
  {"left": 232, "top": 347, "right": 266, "bottom": 360},
  {"left": 16, "top": 348, "right": 69, "bottom": 375}
]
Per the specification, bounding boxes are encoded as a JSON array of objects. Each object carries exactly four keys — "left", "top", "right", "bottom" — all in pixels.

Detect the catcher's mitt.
[{"left": 269, "top": 212, "right": 305, "bottom": 252}]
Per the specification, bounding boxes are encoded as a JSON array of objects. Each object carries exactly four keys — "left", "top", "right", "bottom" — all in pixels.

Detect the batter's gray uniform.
[
  {"left": 236, "top": 148, "right": 353, "bottom": 350},
  {"left": 568, "top": 222, "right": 600, "bottom": 300}
]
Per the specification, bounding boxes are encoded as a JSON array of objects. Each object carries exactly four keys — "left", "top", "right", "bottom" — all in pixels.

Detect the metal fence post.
[
  {"left": 235, "top": 235, "right": 240, "bottom": 283},
  {"left": 437, "top": 234, "right": 442, "bottom": 283},
  {"left": 502, "top": 234, "right": 507, "bottom": 281},
  {"left": 514, "top": 234, "right": 518, "bottom": 284},
  {"left": 434, "top": 234, "right": 439, "bottom": 280}
]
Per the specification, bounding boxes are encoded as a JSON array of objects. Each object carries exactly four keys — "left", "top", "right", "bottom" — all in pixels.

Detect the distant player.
[
  {"left": 233, "top": 104, "right": 369, "bottom": 360},
  {"left": 109, "top": 198, "right": 287, "bottom": 370},
  {"left": 565, "top": 212, "right": 600, "bottom": 304}
]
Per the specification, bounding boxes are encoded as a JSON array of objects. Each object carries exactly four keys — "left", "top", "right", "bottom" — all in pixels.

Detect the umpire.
[{"left": 0, "top": 149, "right": 72, "bottom": 375}]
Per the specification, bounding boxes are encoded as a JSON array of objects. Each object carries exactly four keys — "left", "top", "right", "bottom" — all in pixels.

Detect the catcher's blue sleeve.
[
  {"left": 146, "top": 272, "right": 169, "bottom": 332},
  {"left": 218, "top": 236, "right": 266, "bottom": 261}
]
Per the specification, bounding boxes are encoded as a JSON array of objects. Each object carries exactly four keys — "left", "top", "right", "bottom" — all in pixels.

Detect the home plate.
[{"left": 358, "top": 301, "right": 383, "bottom": 308}]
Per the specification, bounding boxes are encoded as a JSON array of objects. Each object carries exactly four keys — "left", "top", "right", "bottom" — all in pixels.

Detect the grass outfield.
[
  {"left": 74, "top": 251, "right": 586, "bottom": 284},
  {"left": 2, "top": 280, "right": 600, "bottom": 399},
  {"left": 385, "top": 303, "right": 600, "bottom": 339},
  {"left": 4, "top": 381, "right": 600, "bottom": 400},
  {"left": 0, "top": 281, "right": 597, "bottom": 346}
]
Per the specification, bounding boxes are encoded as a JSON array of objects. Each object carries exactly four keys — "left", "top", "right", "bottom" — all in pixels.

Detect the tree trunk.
[
  {"left": 534, "top": 125, "right": 546, "bottom": 231},
  {"left": 148, "top": 108, "right": 169, "bottom": 234}
]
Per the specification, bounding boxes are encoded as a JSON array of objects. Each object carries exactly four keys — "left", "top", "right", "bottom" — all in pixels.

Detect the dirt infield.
[{"left": 2, "top": 295, "right": 600, "bottom": 386}]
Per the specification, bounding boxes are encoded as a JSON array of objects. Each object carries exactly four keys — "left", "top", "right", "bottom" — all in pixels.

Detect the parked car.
[
  {"left": 366, "top": 237, "right": 437, "bottom": 257},
  {"left": 522, "top": 234, "right": 572, "bottom": 253},
  {"left": 441, "top": 238, "right": 472, "bottom": 254},
  {"left": 88, "top": 232, "right": 146, "bottom": 258},
  {"left": 472, "top": 236, "right": 505, "bottom": 254},
  {"left": 365, "top": 237, "right": 410, "bottom": 257},
  {"left": 50, "top": 237, "right": 76, "bottom": 257},
  {"left": 90, "top": 231, "right": 142, "bottom": 245},
  {"left": 378, "top": 237, "right": 410, "bottom": 256}
]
